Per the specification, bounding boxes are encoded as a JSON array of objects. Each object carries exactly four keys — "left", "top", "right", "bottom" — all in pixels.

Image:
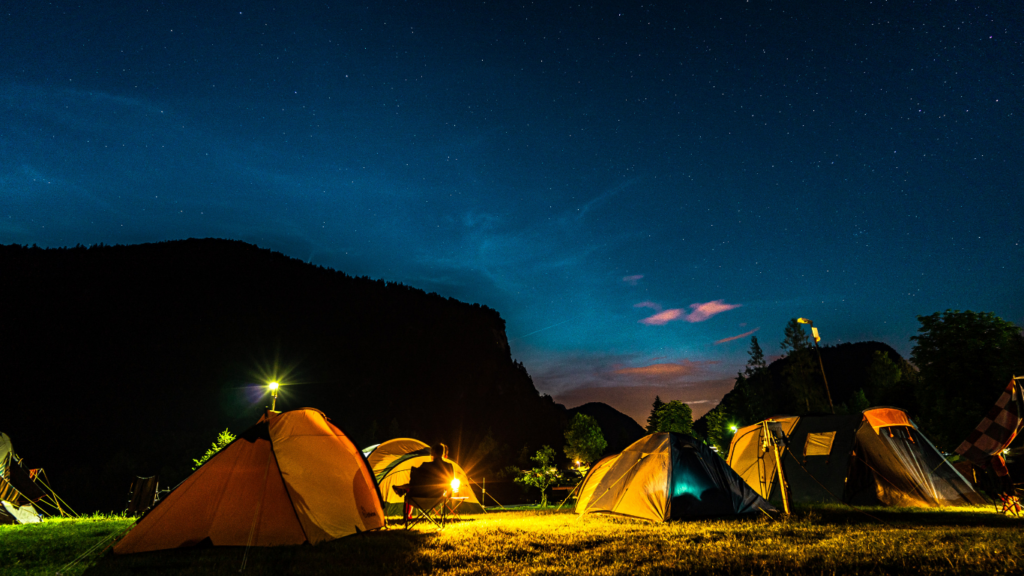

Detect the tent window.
[{"left": 804, "top": 432, "right": 836, "bottom": 457}]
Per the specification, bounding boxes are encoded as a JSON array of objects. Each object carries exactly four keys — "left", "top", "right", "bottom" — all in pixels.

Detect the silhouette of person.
[{"left": 393, "top": 443, "right": 455, "bottom": 520}]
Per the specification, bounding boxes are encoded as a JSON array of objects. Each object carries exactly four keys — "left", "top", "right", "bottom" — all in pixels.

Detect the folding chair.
[
  {"left": 126, "top": 475, "right": 160, "bottom": 517},
  {"left": 405, "top": 488, "right": 450, "bottom": 529}
]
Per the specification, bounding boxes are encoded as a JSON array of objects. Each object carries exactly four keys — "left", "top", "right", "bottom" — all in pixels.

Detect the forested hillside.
[{"left": 0, "top": 239, "right": 568, "bottom": 512}]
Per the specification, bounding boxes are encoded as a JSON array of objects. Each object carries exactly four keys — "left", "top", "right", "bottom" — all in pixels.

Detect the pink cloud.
[
  {"left": 622, "top": 275, "right": 644, "bottom": 286},
  {"left": 639, "top": 309, "right": 683, "bottom": 325},
  {"left": 614, "top": 360, "right": 707, "bottom": 377},
  {"left": 685, "top": 300, "right": 742, "bottom": 322},
  {"left": 636, "top": 299, "right": 742, "bottom": 325},
  {"left": 714, "top": 327, "right": 760, "bottom": 345}
]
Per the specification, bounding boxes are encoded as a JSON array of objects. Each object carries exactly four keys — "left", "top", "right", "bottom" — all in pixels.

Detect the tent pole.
[{"left": 763, "top": 421, "right": 791, "bottom": 515}]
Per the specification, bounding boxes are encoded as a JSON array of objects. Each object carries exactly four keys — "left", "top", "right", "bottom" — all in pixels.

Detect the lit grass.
[
  {"left": 3, "top": 506, "right": 1022, "bottom": 575},
  {"left": 0, "top": 514, "right": 134, "bottom": 576}
]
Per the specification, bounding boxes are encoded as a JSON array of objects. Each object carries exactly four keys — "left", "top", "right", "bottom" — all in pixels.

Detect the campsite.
[{"left": 3, "top": 242, "right": 1024, "bottom": 575}]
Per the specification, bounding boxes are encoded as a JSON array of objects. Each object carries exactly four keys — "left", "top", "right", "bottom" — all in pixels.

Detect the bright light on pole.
[
  {"left": 796, "top": 318, "right": 834, "bottom": 414},
  {"left": 269, "top": 381, "right": 280, "bottom": 411}
]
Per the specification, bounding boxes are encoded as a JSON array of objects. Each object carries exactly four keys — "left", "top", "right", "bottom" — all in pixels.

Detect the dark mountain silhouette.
[
  {"left": 696, "top": 341, "right": 918, "bottom": 434},
  {"left": 0, "top": 239, "right": 568, "bottom": 513},
  {"left": 567, "top": 402, "right": 645, "bottom": 456}
]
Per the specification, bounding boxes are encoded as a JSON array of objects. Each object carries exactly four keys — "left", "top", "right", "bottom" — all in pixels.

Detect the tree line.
[{"left": 690, "top": 310, "right": 1024, "bottom": 456}]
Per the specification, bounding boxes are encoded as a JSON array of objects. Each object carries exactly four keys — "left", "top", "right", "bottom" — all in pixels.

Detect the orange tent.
[{"left": 114, "top": 408, "right": 384, "bottom": 554}]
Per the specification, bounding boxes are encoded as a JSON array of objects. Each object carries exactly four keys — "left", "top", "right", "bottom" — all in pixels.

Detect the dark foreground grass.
[{"left": 2, "top": 506, "right": 1022, "bottom": 575}]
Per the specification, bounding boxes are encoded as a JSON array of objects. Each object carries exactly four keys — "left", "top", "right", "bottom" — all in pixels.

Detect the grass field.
[{"left": 2, "top": 506, "right": 1022, "bottom": 575}]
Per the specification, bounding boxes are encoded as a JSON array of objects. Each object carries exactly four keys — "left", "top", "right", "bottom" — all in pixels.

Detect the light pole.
[
  {"left": 269, "top": 381, "right": 280, "bottom": 411},
  {"left": 796, "top": 318, "right": 835, "bottom": 414}
]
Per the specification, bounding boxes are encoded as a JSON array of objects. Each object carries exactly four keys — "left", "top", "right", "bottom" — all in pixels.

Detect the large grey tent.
[
  {"left": 727, "top": 407, "right": 986, "bottom": 507},
  {"left": 575, "top": 433, "right": 774, "bottom": 522}
]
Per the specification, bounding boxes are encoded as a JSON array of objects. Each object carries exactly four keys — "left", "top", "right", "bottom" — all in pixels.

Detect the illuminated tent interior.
[
  {"left": 363, "top": 438, "right": 483, "bottom": 515},
  {"left": 727, "top": 407, "right": 987, "bottom": 507},
  {"left": 575, "top": 433, "right": 774, "bottom": 522},
  {"left": 114, "top": 408, "right": 384, "bottom": 554}
]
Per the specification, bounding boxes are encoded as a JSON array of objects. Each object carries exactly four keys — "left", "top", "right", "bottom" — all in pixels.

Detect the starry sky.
[{"left": 3, "top": 1, "right": 1022, "bottom": 426}]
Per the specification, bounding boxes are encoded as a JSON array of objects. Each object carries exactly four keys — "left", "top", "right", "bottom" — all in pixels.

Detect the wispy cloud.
[
  {"left": 622, "top": 274, "right": 644, "bottom": 286},
  {"left": 637, "top": 299, "right": 742, "bottom": 325},
  {"left": 687, "top": 300, "right": 742, "bottom": 322},
  {"left": 639, "top": 309, "right": 684, "bottom": 325},
  {"left": 614, "top": 360, "right": 710, "bottom": 378},
  {"left": 714, "top": 327, "right": 760, "bottom": 344}
]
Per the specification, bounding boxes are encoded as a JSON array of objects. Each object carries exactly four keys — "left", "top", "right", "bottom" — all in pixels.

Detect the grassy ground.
[
  {"left": 2, "top": 506, "right": 1022, "bottom": 575},
  {"left": 0, "top": 514, "right": 134, "bottom": 576}
]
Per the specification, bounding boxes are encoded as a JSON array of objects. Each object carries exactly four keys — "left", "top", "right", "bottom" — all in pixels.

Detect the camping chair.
[
  {"left": 403, "top": 462, "right": 455, "bottom": 529},
  {"left": 126, "top": 476, "right": 160, "bottom": 517},
  {"left": 405, "top": 489, "right": 450, "bottom": 529}
]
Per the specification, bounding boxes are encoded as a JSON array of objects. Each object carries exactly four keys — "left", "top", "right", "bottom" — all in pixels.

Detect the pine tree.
[
  {"left": 781, "top": 318, "right": 820, "bottom": 413},
  {"left": 646, "top": 396, "right": 665, "bottom": 433},
  {"left": 745, "top": 335, "right": 766, "bottom": 375},
  {"left": 781, "top": 319, "right": 811, "bottom": 354}
]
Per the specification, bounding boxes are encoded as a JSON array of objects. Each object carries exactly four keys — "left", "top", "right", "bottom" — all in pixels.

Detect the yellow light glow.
[
  {"left": 268, "top": 382, "right": 279, "bottom": 391},
  {"left": 729, "top": 424, "right": 738, "bottom": 432},
  {"left": 797, "top": 318, "right": 810, "bottom": 324},
  {"left": 450, "top": 478, "right": 460, "bottom": 494}
]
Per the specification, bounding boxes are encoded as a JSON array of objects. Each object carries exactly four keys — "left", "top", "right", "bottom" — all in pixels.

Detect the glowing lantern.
[
  {"left": 268, "top": 381, "right": 280, "bottom": 411},
  {"left": 450, "top": 478, "right": 460, "bottom": 495}
]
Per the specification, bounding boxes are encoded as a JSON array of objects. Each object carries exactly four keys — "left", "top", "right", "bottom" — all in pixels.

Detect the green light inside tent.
[{"left": 672, "top": 467, "right": 712, "bottom": 500}]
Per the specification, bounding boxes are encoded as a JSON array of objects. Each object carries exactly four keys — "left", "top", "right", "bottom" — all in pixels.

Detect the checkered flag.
[{"left": 956, "top": 379, "right": 1024, "bottom": 469}]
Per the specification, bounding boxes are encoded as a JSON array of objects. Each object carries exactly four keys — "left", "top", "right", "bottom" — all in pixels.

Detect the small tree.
[
  {"left": 703, "top": 406, "right": 732, "bottom": 456},
  {"left": 652, "top": 400, "right": 694, "bottom": 435},
  {"left": 514, "top": 445, "right": 563, "bottom": 507},
  {"left": 564, "top": 413, "right": 607, "bottom": 467},
  {"left": 192, "top": 428, "right": 236, "bottom": 470}
]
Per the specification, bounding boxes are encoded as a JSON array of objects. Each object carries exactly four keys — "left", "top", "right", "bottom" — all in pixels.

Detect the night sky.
[{"left": 3, "top": 1, "right": 1022, "bottom": 426}]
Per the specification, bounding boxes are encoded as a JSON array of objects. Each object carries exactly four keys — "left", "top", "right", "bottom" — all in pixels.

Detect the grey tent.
[{"left": 727, "top": 407, "right": 987, "bottom": 507}]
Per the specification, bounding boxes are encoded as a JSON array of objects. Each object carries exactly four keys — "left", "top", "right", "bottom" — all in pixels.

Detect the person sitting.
[{"left": 393, "top": 443, "right": 454, "bottom": 521}]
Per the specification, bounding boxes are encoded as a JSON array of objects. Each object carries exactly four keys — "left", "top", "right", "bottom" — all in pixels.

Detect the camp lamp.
[
  {"left": 450, "top": 478, "right": 460, "bottom": 495},
  {"left": 269, "top": 381, "right": 280, "bottom": 411},
  {"left": 729, "top": 425, "right": 738, "bottom": 433},
  {"left": 795, "top": 317, "right": 835, "bottom": 414}
]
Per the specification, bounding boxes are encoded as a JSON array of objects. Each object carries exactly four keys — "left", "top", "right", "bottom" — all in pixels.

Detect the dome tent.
[
  {"left": 726, "top": 407, "right": 986, "bottom": 507},
  {"left": 114, "top": 408, "right": 384, "bottom": 554},
  {"left": 575, "top": 433, "right": 773, "bottom": 522},
  {"left": 364, "top": 438, "right": 483, "bottom": 515}
]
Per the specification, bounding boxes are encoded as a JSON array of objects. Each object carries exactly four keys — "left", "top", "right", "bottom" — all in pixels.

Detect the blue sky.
[{"left": 3, "top": 1, "right": 1022, "bottom": 424}]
